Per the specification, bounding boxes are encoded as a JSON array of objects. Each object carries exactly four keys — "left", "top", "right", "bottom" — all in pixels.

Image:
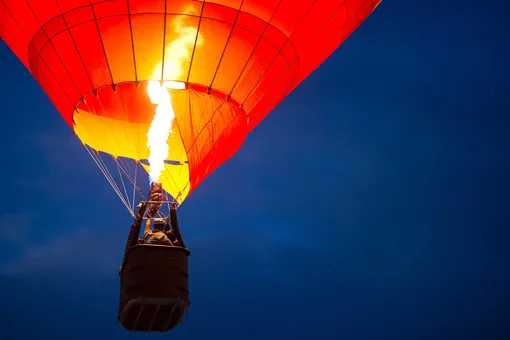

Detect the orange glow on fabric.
[{"left": 0, "top": 0, "right": 382, "bottom": 204}]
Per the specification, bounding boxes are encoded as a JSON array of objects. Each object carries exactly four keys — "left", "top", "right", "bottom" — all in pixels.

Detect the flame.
[
  {"left": 146, "top": 6, "right": 203, "bottom": 183},
  {"left": 146, "top": 81, "right": 177, "bottom": 183}
]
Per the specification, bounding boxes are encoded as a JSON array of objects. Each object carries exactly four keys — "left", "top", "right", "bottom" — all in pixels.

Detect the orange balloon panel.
[{"left": 0, "top": 0, "right": 381, "bottom": 202}]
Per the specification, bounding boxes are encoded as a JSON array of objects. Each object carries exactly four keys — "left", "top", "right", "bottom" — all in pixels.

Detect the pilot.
[{"left": 143, "top": 217, "right": 173, "bottom": 246}]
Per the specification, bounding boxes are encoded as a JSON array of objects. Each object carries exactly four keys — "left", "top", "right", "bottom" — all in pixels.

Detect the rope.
[{"left": 84, "top": 145, "right": 133, "bottom": 214}]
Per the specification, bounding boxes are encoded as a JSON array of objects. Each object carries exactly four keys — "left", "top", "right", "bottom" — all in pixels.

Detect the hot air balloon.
[{"left": 0, "top": 0, "right": 381, "bottom": 332}]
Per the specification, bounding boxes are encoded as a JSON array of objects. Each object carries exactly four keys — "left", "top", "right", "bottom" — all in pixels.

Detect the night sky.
[{"left": 1, "top": 1, "right": 509, "bottom": 339}]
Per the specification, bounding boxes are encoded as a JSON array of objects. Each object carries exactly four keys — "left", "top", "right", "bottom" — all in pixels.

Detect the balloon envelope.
[{"left": 0, "top": 0, "right": 381, "bottom": 203}]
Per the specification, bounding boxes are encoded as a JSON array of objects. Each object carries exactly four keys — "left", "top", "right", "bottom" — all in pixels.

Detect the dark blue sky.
[{"left": 1, "top": 1, "right": 509, "bottom": 339}]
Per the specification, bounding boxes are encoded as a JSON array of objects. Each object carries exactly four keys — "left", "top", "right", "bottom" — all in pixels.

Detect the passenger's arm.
[{"left": 144, "top": 218, "right": 151, "bottom": 233}]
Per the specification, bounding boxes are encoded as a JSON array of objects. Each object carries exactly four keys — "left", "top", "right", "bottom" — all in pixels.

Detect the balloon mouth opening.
[
  {"left": 72, "top": 79, "right": 248, "bottom": 165},
  {"left": 73, "top": 80, "right": 245, "bottom": 119}
]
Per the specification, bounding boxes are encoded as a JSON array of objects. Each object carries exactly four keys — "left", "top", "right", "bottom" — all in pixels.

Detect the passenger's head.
[{"left": 153, "top": 218, "right": 166, "bottom": 232}]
